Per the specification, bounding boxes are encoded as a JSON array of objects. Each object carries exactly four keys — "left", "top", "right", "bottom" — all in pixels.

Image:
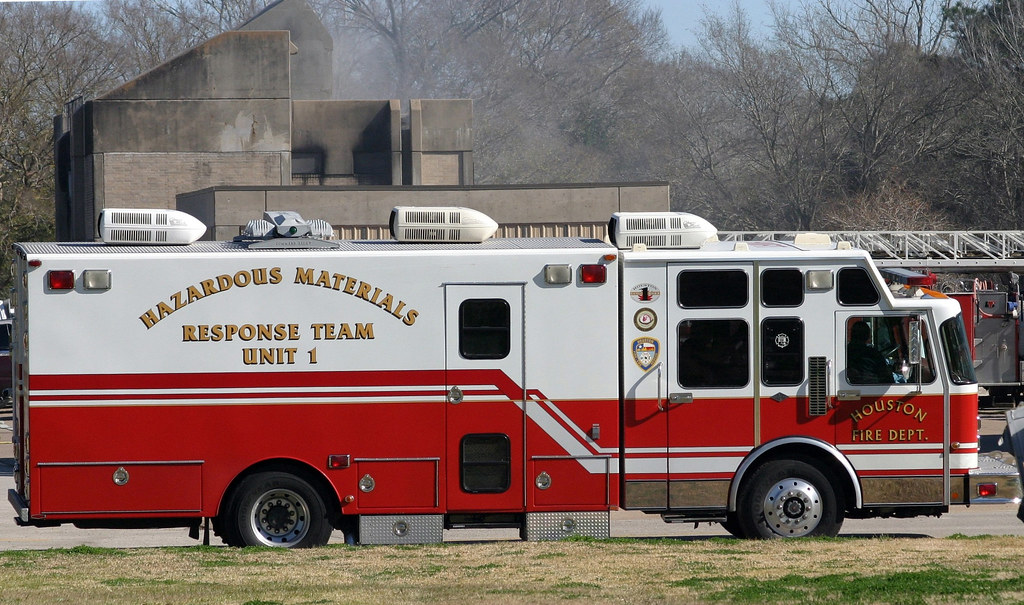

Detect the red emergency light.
[
  {"left": 580, "top": 264, "right": 606, "bottom": 284},
  {"left": 977, "top": 483, "right": 998, "bottom": 498},
  {"left": 47, "top": 270, "right": 75, "bottom": 290},
  {"left": 880, "top": 268, "right": 936, "bottom": 287}
]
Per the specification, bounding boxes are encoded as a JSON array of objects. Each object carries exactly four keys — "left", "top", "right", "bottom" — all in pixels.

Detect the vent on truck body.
[
  {"left": 98, "top": 209, "right": 207, "bottom": 245},
  {"left": 390, "top": 206, "right": 498, "bottom": 243},
  {"left": 608, "top": 212, "right": 717, "bottom": 249}
]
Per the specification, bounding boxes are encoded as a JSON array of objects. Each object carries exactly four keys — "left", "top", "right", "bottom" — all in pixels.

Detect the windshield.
[
  {"left": 941, "top": 315, "right": 977, "bottom": 385},
  {"left": 0, "top": 323, "right": 9, "bottom": 351}
]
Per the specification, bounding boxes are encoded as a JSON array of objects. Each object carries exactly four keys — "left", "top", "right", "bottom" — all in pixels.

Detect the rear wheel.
[
  {"left": 737, "top": 460, "right": 843, "bottom": 539},
  {"left": 223, "top": 471, "right": 333, "bottom": 548}
]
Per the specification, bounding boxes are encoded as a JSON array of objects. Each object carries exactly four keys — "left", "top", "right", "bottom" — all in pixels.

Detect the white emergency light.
[
  {"left": 99, "top": 208, "right": 207, "bottom": 245},
  {"left": 608, "top": 212, "right": 717, "bottom": 250},
  {"left": 390, "top": 207, "right": 498, "bottom": 243},
  {"left": 241, "top": 211, "right": 334, "bottom": 240}
]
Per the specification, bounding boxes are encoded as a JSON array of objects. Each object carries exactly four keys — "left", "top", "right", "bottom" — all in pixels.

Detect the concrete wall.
[
  {"left": 55, "top": 30, "right": 295, "bottom": 239},
  {"left": 292, "top": 100, "right": 401, "bottom": 185},
  {"left": 238, "top": 0, "right": 333, "bottom": 100},
  {"left": 177, "top": 182, "right": 670, "bottom": 241},
  {"left": 406, "top": 99, "right": 473, "bottom": 185}
]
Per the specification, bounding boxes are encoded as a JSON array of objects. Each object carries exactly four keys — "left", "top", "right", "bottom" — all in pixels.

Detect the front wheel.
[
  {"left": 737, "top": 460, "right": 843, "bottom": 539},
  {"left": 223, "top": 471, "right": 333, "bottom": 548}
]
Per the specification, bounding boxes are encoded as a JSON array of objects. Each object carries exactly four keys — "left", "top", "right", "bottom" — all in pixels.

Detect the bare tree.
[
  {"left": 944, "top": 0, "right": 1024, "bottom": 227},
  {"left": 0, "top": 3, "right": 125, "bottom": 292}
]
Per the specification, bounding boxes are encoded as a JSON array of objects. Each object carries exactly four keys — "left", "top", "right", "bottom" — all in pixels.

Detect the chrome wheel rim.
[
  {"left": 248, "top": 488, "right": 310, "bottom": 546},
  {"left": 761, "top": 477, "right": 822, "bottom": 537}
]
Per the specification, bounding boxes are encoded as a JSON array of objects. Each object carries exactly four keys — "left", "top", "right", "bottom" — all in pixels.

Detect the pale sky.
[{"left": 643, "top": 0, "right": 803, "bottom": 48}]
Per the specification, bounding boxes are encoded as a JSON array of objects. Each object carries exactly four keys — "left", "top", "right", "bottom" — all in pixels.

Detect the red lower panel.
[
  {"left": 529, "top": 458, "right": 610, "bottom": 509},
  {"left": 355, "top": 460, "right": 439, "bottom": 510},
  {"left": 39, "top": 463, "right": 201, "bottom": 515}
]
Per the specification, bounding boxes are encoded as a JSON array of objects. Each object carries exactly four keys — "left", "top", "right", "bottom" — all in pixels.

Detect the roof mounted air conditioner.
[
  {"left": 390, "top": 207, "right": 498, "bottom": 243},
  {"left": 609, "top": 212, "right": 717, "bottom": 250},
  {"left": 98, "top": 209, "right": 207, "bottom": 245}
]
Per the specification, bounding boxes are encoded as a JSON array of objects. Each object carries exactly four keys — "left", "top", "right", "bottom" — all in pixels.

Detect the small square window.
[
  {"left": 762, "top": 269, "right": 803, "bottom": 307},
  {"left": 460, "top": 299, "right": 510, "bottom": 359},
  {"left": 461, "top": 434, "right": 510, "bottom": 493}
]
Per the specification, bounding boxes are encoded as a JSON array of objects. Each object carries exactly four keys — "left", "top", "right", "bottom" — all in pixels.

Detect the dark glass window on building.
[
  {"left": 837, "top": 267, "right": 880, "bottom": 305},
  {"left": 460, "top": 299, "right": 510, "bottom": 359},
  {"left": 678, "top": 270, "right": 748, "bottom": 308},
  {"left": 762, "top": 318, "right": 804, "bottom": 385},
  {"left": 677, "top": 319, "right": 749, "bottom": 388},
  {"left": 762, "top": 269, "right": 803, "bottom": 307},
  {"left": 461, "top": 434, "right": 510, "bottom": 493}
]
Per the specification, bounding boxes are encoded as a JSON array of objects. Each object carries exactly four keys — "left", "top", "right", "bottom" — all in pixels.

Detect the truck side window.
[
  {"left": 678, "top": 270, "right": 747, "bottom": 308},
  {"left": 837, "top": 267, "right": 880, "bottom": 305},
  {"left": 678, "top": 319, "right": 749, "bottom": 388},
  {"left": 846, "top": 316, "right": 935, "bottom": 384},
  {"left": 459, "top": 299, "right": 510, "bottom": 359},
  {"left": 762, "top": 269, "right": 803, "bottom": 307},
  {"left": 762, "top": 318, "right": 803, "bottom": 385}
]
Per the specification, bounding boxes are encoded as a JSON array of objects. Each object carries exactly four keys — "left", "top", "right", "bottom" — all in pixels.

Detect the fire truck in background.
[
  {"left": 883, "top": 268, "right": 1024, "bottom": 408},
  {"left": 946, "top": 276, "right": 1024, "bottom": 408},
  {"left": 7, "top": 207, "right": 1019, "bottom": 547}
]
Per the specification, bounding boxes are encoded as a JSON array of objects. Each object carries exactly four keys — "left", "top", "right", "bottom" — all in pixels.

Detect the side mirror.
[{"left": 908, "top": 320, "right": 922, "bottom": 365}]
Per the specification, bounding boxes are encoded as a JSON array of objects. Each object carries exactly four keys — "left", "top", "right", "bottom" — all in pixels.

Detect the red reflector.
[
  {"left": 48, "top": 270, "right": 75, "bottom": 290},
  {"left": 580, "top": 264, "right": 606, "bottom": 284},
  {"left": 978, "top": 483, "right": 998, "bottom": 498},
  {"left": 28, "top": 259, "right": 41, "bottom": 267},
  {"left": 327, "top": 454, "right": 351, "bottom": 469}
]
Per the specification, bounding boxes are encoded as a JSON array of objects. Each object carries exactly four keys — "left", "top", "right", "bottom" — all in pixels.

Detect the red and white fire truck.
[{"left": 7, "top": 207, "right": 1019, "bottom": 547}]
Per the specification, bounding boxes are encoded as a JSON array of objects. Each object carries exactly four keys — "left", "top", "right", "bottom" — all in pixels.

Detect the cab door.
[
  {"left": 444, "top": 284, "right": 525, "bottom": 512},
  {"left": 664, "top": 264, "right": 756, "bottom": 509},
  {"left": 834, "top": 311, "right": 947, "bottom": 505}
]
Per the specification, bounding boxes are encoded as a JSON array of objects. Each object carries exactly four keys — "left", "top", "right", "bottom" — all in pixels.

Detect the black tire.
[
  {"left": 719, "top": 512, "right": 746, "bottom": 538},
  {"left": 222, "top": 471, "right": 333, "bottom": 548},
  {"left": 736, "top": 460, "right": 843, "bottom": 539}
]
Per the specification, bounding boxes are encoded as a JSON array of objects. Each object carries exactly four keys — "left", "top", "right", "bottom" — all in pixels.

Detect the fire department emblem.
[
  {"left": 633, "top": 308, "right": 657, "bottom": 331},
  {"left": 632, "top": 337, "right": 660, "bottom": 371},
  {"left": 775, "top": 332, "right": 790, "bottom": 349},
  {"left": 629, "top": 283, "right": 661, "bottom": 303}
]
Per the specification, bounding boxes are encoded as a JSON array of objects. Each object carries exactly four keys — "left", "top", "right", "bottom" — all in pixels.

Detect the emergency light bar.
[
  {"left": 390, "top": 207, "right": 499, "bottom": 243},
  {"left": 235, "top": 211, "right": 337, "bottom": 249},
  {"left": 242, "top": 211, "right": 334, "bottom": 240},
  {"left": 98, "top": 208, "right": 207, "bottom": 245},
  {"left": 608, "top": 212, "right": 717, "bottom": 250}
]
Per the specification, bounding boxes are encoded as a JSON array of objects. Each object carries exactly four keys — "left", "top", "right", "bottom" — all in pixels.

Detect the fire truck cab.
[{"left": 7, "top": 207, "right": 1018, "bottom": 546}]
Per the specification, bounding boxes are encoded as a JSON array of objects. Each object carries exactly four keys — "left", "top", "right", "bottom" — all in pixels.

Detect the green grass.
[{"left": 0, "top": 536, "right": 1022, "bottom": 604}]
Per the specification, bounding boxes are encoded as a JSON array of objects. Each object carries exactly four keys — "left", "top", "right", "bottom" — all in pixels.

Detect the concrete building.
[
  {"left": 178, "top": 182, "right": 669, "bottom": 241},
  {"left": 53, "top": 0, "right": 665, "bottom": 242}
]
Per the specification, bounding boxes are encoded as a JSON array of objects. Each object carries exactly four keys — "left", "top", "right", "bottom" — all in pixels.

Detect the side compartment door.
[
  {"left": 664, "top": 264, "right": 756, "bottom": 510},
  {"left": 444, "top": 284, "right": 525, "bottom": 512}
]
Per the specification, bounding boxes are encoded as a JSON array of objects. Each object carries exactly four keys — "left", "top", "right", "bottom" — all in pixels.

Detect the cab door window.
[
  {"left": 678, "top": 319, "right": 749, "bottom": 388},
  {"left": 678, "top": 270, "right": 747, "bottom": 308},
  {"left": 845, "top": 316, "right": 934, "bottom": 384},
  {"left": 762, "top": 318, "right": 804, "bottom": 385}
]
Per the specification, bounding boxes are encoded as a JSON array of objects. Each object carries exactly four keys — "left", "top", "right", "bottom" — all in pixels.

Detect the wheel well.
[
  {"left": 733, "top": 443, "right": 857, "bottom": 513},
  {"left": 218, "top": 459, "right": 342, "bottom": 522}
]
